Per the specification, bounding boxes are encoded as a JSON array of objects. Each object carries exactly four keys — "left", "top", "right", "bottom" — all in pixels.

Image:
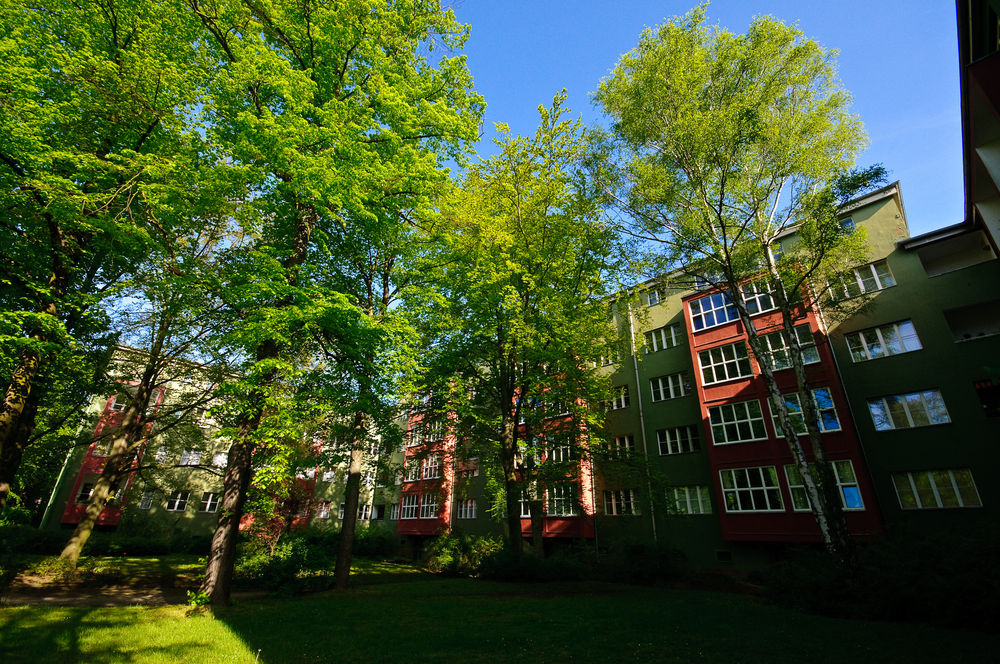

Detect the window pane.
[
  {"left": 842, "top": 486, "right": 863, "bottom": 509},
  {"left": 953, "top": 470, "right": 982, "bottom": 507},
  {"left": 912, "top": 472, "right": 937, "bottom": 507},
  {"left": 892, "top": 474, "right": 918, "bottom": 509},
  {"left": 898, "top": 321, "right": 922, "bottom": 352}
]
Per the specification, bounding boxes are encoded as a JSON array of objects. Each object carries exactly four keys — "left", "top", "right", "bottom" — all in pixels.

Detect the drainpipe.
[{"left": 627, "top": 300, "right": 658, "bottom": 545}]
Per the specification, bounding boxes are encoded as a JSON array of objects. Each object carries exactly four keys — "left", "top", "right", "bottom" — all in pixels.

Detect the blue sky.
[{"left": 449, "top": 1, "right": 962, "bottom": 237}]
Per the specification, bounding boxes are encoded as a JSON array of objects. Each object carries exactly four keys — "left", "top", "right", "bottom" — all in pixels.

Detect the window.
[
  {"left": 657, "top": 426, "right": 699, "bottom": 455},
  {"left": 610, "top": 435, "right": 635, "bottom": 457},
  {"left": 840, "top": 217, "right": 855, "bottom": 231},
  {"left": 373, "top": 504, "right": 385, "bottom": 520},
  {"left": 603, "top": 489, "right": 638, "bottom": 516},
  {"left": 389, "top": 502, "right": 401, "bottom": 520},
  {"left": 404, "top": 460, "right": 421, "bottom": 482},
  {"left": 868, "top": 390, "right": 951, "bottom": 430},
  {"left": 598, "top": 348, "right": 620, "bottom": 366},
  {"left": 139, "top": 490, "right": 155, "bottom": 510},
  {"left": 358, "top": 503, "right": 371, "bottom": 520},
  {"left": 740, "top": 282, "right": 775, "bottom": 315},
  {"left": 759, "top": 325, "right": 819, "bottom": 370},
  {"left": 645, "top": 287, "right": 665, "bottom": 307},
  {"left": 690, "top": 292, "right": 738, "bottom": 331},
  {"left": 785, "top": 461, "right": 863, "bottom": 511},
  {"left": 317, "top": 501, "right": 332, "bottom": 519},
  {"left": 547, "top": 484, "right": 576, "bottom": 516},
  {"left": 709, "top": 400, "right": 767, "bottom": 444},
  {"left": 199, "top": 492, "right": 220, "bottom": 513},
  {"left": 321, "top": 469, "right": 337, "bottom": 483},
  {"left": 645, "top": 323, "right": 682, "bottom": 353},
  {"left": 363, "top": 469, "right": 376, "bottom": 487},
  {"left": 456, "top": 499, "right": 477, "bottom": 519},
  {"left": 419, "top": 493, "right": 438, "bottom": 519},
  {"left": 771, "top": 388, "right": 841, "bottom": 435},
  {"left": 179, "top": 450, "right": 201, "bottom": 466},
  {"left": 609, "top": 386, "right": 629, "bottom": 410},
  {"left": 422, "top": 454, "right": 442, "bottom": 479},
  {"left": 845, "top": 320, "right": 922, "bottom": 362},
  {"left": 719, "top": 467, "right": 783, "bottom": 512},
  {"left": 338, "top": 503, "right": 346, "bottom": 519},
  {"left": 76, "top": 483, "right": 95, "bottom": 504},
  {"left": 548, "top": 443, "right": 572, "bottom": 463},
  {"left": 650, "top": 372, "right": 689, "bottom": 402},
  {"left": 165, "top": 490, "right": 190, "bottom": 512},
  {"left": 91, "top": 438, "right": 112, "bottom": 457},
  {"left": 698, "top": 342, "right": 752, "bottom": 385},
  {"left": 892, "top": 469, "right": 982, "bottom": 509},
  {"left": 154, "top": 447, "right": 168, "bottom": 464},
  {"left": 212, "top": 452, "right": 228, "bottom": 468},
  {"left": 671, "top": 486, "right": 712, "bottom": 515},
  {"left": 296, "top": 467, "right": 316, "bottom": 480},
  {"left": 519, "top": 492, "right": 531, "bottom": 518},
  {"left": 108, "top": 396, "right": 127, "bottom": 412},
  {"left": 834, "top": 260, "right": 896, "bottom": 298}
]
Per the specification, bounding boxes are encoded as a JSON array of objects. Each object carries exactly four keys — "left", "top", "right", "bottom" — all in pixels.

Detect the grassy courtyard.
[{"left": 2, "top": 573, "right": 997, "bottom": 663}]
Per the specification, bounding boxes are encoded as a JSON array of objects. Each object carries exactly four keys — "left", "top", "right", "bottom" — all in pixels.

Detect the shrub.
[
  {"left": 424, "top": 534, "right": 503, "bottom": 576},
  {"left": 477, "top": 547, "right": 588, "bottom": 582}
]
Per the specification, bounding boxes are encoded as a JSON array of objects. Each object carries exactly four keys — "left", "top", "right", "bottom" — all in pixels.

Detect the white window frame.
[
  {"left": 400, "top": 495, "right": 419, "bottom": 519},
  {"left": 179, "top": 450, "right": 202, "bottom": 466},
  {"left": 519, "top": 492, "right": 531, "bottom": 518},
  {"left": 645, "top": 287, "right": 665, "bottom": 307},
  {"left": 690, "top": 292, "right": 739, "bottom": 331},
  {"left": 698, "top": 342, "right": 753, "bottom": 385},
  {"left": 650, "top": 372, "right": 689, "bottom": 402},
  {"left": 657, "top": 426, "right": 699, "bottom": 455},
  {"left": 138, "top": 489, "right": 155, "bottom": 510},
  {"left": 785, "top": 460, "right": 864, "bottom": 511},
  {"left": 456, "top": 498, "right": 477, "bottom": 519},
  {"left": 868, "top": 390, "right": 951, "bottom": 430},
  {"left": 709, "top": 400, "right": 768, "bottom": 444},
  {"left": 199, "top": 492, "right": 220, "bottom": 513},
  {"left": 645, "top": 323, "right": 682, "bottom": 353},
  {"left": 212, "top": 452, "right": 228, "bottom": 468},
  {"left": 358, "top": 503, "right": 372, "bottom": 520},
  {"left": 834, "top": 260, "right": 896, "bottom": 298},
  {"left": 771, "top": 388, "right": 841, "bottom": 435},
  {"left": 719, "top": 466, "right": 783, "bottom": 512},
  {"left": 610, "top": 434, "right": 635, "bottom": 457},
  {"left": 404, "top": 460, "right": 421, "bottom": 482},
  {"left": 759, "top": 325, "right": 820, "bottom": 371},
  {"left": 546, "top": 484, "right": 576, "bottom": 516},
  {"left": 321, "top": 469, "right": 337, "bottom": 483},
  {"left": 671, "top": 486, "right": 712, "bottom": 515},
  {"left": 548, "top": 443, "right": 572, "bottom": 463},
  {"left": 609, "top": 386, "right": 629, "bottom": 410},
  {"left": 419, "top": 493, "right": 438, "bottom": 519},
  {"left": 892, "top": 469, "right": 982, "bottom": 509},
  {"left": 165, "top": 490, "right": 190, "bottom": 512},
  {"left": 389, "top": 502, "right": 401, "bottom": 520},
  {"left": 154, "top": 447, "right": 168, "bottom": 464},
  {"left": 317, "top": 501, "right": 332, "bottom": 519},
  {"left": 422, "top": 454, "right": 442, "bottom": 479},
  {"left": 846, "top": 320, "right": 922, "bottom": 362},
  {"left": 603, "top": 489, "right": 638, "bottom": 516}
]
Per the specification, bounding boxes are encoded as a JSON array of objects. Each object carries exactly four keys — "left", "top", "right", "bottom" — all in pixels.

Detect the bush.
[
  {"left": 593, "top": 544, "right": 685, "bottom": 586},
  {"left": 478, "top": 548, "right": 589, "bottom": 582},
  {"left": 757, "top": 530, "right": 1000, "bottom": 632},
  {"left": 424, "top": 534, "right": 503, "bottom": 576}
]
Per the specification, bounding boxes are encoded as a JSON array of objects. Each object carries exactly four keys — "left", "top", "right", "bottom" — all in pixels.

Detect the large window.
[
  {"left": 645, "top": 323, "right": 682, "bottom": 353},
  {"left": 845, "top": 320, "right": 922, "bottom": 362},
  {"left": 868, "top": 390, "right": 950, "bottom": 430},
  {"left": 389, "top": 502, "right": 400, "bottom": 520},
  {"left": 657, "top": 426, "right": 699, "bottom": 455},
  {"left": 709, "top": 400, "right": 767, "bottom": 444},
  {"left": 603, "top": 489, "right": 638, "bottom": 516},
  {"left": 698, "top": 342, "right": 752, "bottom": 385},
  {"left": 610, "top": 434, "right": 635, "bottom": 458},
  {"left": 547, "top": 443, "right": 572, "bottom": 463},
  {"left": 650, "top": 372, "right": 689, "bottom": 402},
  {"left": 179, "top": 450, "right": 201, "bottom": 466},
  {"left": 609, "top": 386, "right": 630, "bottom": 410},
  {"left": 456, "top": 499, "right": 477, "bottom": 519},
  {"left": 138, "top": 489, "right": 155, "bottom": 510},
  {"left": 690, "top": 283, "right": 775, "bottom": 332},
  {"left": 671, "top": 486, "right": 712, "bottom": 515},
  {"left": 317, "top": 501, "right": 332, "bottom": 519},
  {"left": 400, "top": 494, "right": 419, "bottom": 519},
  {"left": 404, "top": 460, "right": 421, "bottom": 482},
  {"left": 834, "top": 260, "right": 896, "bottom": 298},
  {"left": 785, "top": 460, "right": 863, "bottom": 511},
  {"left": 719, "top": 467, "right": 783, "bottom": 512},
  {"left": 771, "top": 388, "right": 841, "bottom": 435},
  {"left": 199, "top": 492, "right": 220, "bottom": 513},
  {"left": 759, "top": 325, "right": 819, "bottom": 370},
  {"left": 547, "top": 484, "right": 576, "bottom": 516},
  {"left": 421, "top": 454, "right": 442, "bottom": 479},
  {"left": 165, "top": 490, "right": 190, "bottom": 512},
  {"left": 892, "top": 469, "right": 982, "bottom": 509},
  {"left": 419, "top": 493, "right": 438, "bottom": 519},
  {"left": 519, "top": 492, "right": 531, "bottom": 518}
]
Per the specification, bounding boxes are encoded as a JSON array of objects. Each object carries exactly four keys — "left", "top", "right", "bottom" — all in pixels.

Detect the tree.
[
  {"left": 594, "top": 6, "right": 886, "bottom": 561},
  {"left": 420, "top": 93, "right": 628, "bottom": 560},
  {"left": 190, "top": 0, "right": 482, "bottom": 604},
  {"left": 0, "top": 0, "right": 210, "bottom": 509}
]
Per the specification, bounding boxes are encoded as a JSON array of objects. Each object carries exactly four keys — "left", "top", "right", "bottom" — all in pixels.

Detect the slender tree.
[
  {"left": 594, "top": 6, "right": 885, "bottom": 561},
  {"left": 420, "top": 93, "right": 628, "bottom": 560}
]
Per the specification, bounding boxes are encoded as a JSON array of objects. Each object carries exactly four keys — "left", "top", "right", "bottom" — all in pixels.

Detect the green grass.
[{"left": 2, "top": 575, "right": 997, "bottom": 663}]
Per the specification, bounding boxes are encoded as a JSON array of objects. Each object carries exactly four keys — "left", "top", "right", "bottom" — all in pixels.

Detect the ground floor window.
[
  {"left": 670, "top": 486, "right": 712, "bottom": 515},
  {"left": 199, "top": 492, "right": 220, "bottom": 513},
  {"left": 165, "top": 490, "right": 189, "bottom": 512},
  {"left": 784, "top": 460, "right": 863, "bottom": 511},
  {"left": 420, "top": 493, "right": 438, "bottom": 519},
  {"left": 456, "top": 499, "right": 477, "bottom": 519},
  {"left": 891, "top": 469, "right": 982, "bottom": 509},
  {"left": 719, "top": 467, "right": 783, "bottom": 512},
  {"left": 603, "top": 489, "right": 638, "bottom": 516},
  {"left": 547, "top": 484, "right": 576, "bottom": 516}
]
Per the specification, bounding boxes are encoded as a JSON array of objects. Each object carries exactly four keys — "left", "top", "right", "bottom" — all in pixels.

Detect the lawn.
[{"left": 2, "top": 575, "right": 997, "bottom": 664}]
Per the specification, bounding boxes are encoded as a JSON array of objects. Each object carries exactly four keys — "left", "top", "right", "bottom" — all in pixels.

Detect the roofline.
[{"left": 896, "top": 220, "right": 974, "bottom": 249}]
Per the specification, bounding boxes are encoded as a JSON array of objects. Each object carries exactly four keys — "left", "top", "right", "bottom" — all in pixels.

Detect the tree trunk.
[
  {"left": 0, "top": 348, "right": 43, "bottom": 509},
  {"left": 500, "top": 414, "right": 522, "bottom": 561},
  {"left": 334, "top": 411, "right": 366, "bottom": 590},
  {"left": 201, "top": 436, "right": 254, "bottom": 605},
  {"left": 529, "top": 496, "right": 545, "bottom": 557}
]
